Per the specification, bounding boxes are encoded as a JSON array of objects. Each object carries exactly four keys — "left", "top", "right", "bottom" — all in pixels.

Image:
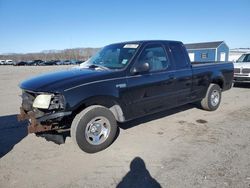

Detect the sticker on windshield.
[
  {"left": 123, "top": 44, "right": 139, "bottom": 49},
  {"left": 121, "top": 59, "right": 128, "bottom": 65}
]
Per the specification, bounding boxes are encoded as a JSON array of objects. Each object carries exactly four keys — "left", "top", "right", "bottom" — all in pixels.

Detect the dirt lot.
[{"left": 0, "top": 66, "right": 249, "bottom": 188}]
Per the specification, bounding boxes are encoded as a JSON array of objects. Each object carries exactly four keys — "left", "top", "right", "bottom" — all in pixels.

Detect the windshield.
[
  {"left": 80, "top": 43, "right": 139, "bottom": 69},
  {"left": 236, "top": 54, "right": 250, "bottom": 63}
]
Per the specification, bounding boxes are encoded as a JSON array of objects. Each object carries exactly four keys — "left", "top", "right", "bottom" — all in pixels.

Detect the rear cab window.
[{"left": 168, "top": 42, "right": 190, "bottom": 70}]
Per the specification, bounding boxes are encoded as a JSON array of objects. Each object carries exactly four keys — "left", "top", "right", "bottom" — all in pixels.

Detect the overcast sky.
[{"left": 0, "top": 0, "right": 249, "bottom": 54}]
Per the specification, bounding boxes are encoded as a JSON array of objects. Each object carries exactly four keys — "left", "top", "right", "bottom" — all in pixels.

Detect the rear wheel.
[
  {"left": 200, "top": 84, "right": 221, "bottom": 111},
  {"left": 71, "top": 105, "right": 117, "bottom": 153}
]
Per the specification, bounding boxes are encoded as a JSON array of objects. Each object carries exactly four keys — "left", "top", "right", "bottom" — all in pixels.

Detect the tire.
[
  {"left": 71, "top": 105, "right": 117, "bottom": 153},
  {"left": 200, "top": 84, "right": 221, "bottom": 111}
]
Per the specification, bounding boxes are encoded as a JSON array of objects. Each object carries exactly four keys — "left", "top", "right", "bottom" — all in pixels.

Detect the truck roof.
[{"left": 110, "top": 40, "right": 183, "bottom": 46}]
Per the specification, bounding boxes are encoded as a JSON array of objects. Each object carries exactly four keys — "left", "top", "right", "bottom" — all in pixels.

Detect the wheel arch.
[
  {"left": 72, "top": 95, "right": 126, "bottom": 122},
  {"left": 211, "top": 73, "right": 225, "bottom": 89}
]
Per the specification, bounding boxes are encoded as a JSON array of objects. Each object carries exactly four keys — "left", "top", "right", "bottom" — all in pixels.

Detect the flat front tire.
[
  {"left": 200, "top": 84, "right": 221, "bottom": 111},
  {"left": 71, "top": 105, "right": 117, "bottom": 153}
]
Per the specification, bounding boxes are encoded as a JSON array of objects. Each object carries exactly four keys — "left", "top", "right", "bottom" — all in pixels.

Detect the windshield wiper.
[{"left": 88, "top": 64, "right": 110, "bottom": 70}]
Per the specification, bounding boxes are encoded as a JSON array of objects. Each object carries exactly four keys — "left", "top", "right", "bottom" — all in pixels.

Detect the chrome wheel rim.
[
  {"left": 85, "top": 116, "right": 111, "bottom": 145},
  {"left": 211, "top": 90, "right": 220, "bottom": 106}
]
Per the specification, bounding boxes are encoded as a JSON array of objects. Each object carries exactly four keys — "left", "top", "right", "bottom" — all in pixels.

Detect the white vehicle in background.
[
  {"left": 5, "top": 60, "right": 13, "bottom": 65},
  {"left": 0, "top": 60, "right": 5, "bottom": 65},
  {"left": 0, "top": 60, "right": 14, "bottom": 65},
  {"left": 234, "top": 53, "right": 250, "bottom": 83}
]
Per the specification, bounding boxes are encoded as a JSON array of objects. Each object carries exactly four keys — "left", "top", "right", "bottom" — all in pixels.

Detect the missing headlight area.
[{"left": 49, "top": 94, "right": 65, "bottom": 110}]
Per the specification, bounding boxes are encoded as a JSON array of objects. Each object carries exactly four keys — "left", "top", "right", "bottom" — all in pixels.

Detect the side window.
[
  {"left": 169, "top": 43, "right": 189, "bottom": 69},
  {"left": 246, "top": 54, "right": 250, "bottom": 62},
  {"left": 137, "top": 44, "right": 170, "bottom": 72}
]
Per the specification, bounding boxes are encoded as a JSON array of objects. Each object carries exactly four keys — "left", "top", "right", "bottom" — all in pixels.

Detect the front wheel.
[
  {"left": 71, "top": 105, "right": 118, "bottom": 153},
  {"left": 200, "top": 84, "right": 221, "bottom": 111}
]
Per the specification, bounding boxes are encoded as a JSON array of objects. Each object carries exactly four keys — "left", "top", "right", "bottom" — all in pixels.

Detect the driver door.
[{"left": 123, "top": 43, "right": 177, "bottom": 118}]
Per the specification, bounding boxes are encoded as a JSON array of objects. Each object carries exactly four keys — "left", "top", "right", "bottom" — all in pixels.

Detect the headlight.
[{"left": 33, "top": 94, "right": 52, "bottom": 109}]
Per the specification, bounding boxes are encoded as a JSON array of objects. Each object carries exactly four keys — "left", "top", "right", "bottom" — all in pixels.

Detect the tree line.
[{"left": 0, "top": 48, "right": 100, "bottom": 62}]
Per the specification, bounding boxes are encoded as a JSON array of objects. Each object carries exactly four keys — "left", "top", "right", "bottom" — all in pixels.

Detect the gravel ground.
[{"left": 0, "top": 66, "right": 249, "bottom": 188}]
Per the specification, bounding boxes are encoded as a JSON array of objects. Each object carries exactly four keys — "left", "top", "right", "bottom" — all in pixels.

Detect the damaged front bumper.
[{"left": 17, "top": 107, "right": 72, "bottom": 133}]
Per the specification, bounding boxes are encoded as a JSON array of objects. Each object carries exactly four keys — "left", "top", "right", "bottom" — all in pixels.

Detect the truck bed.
[{"left": 192, "top": 61, "right": 234, "bottom": 91}]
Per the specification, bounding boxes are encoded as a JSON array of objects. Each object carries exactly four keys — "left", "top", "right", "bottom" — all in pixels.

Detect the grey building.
[{"left": 185, "top": 41, "right": 229, "bottom": 62}]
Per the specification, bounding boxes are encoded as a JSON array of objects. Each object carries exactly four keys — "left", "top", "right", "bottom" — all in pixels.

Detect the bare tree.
[{"left": 0, "top": 47, "right": 100, "bottom": 62}]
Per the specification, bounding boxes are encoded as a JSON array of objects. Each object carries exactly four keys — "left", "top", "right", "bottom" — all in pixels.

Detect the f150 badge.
[{"left": 116, "top": 83, "right": 127, "bottom": 88}]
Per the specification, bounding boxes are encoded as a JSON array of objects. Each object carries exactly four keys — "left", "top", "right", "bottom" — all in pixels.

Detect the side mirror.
[{"left": 131, "top": 62, "right": 150, "bottom": 74}]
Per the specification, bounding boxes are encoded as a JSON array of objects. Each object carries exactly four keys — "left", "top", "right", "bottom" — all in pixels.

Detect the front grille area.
[
  {"left": 21, "top": 90, "right": 36, "bottom": 111},
  {"left": 242, "top": 68, "right": 250, "bottom": 74},
  {"left": 234, "top": 68, "right": 240, "bottom": 73}
]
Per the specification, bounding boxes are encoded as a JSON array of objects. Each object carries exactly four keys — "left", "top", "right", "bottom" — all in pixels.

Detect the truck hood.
[
  {"left": 234, "top": 62, "right": 250, "bottom": 69},
  {"left": 20, "top": 67, "right": 114, "bottom": 93}
]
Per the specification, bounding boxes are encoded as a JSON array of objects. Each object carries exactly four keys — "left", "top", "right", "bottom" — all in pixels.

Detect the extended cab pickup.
[{"left": 18, "top": 40, "right": 234, "bottom": 153}]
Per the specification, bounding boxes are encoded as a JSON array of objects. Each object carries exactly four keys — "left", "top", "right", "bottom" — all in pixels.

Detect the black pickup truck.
[{"left": 18, "top": 40, "right": 233, "bottom": 153}]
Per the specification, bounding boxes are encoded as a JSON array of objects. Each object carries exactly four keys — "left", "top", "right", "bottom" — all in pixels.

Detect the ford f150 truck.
[{"left": 18, "top": 40, "right": 234, "bottom": 153}]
